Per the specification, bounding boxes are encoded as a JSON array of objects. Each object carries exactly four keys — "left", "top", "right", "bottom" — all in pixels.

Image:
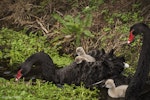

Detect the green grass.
[
  {"left": 0, "top": 28, "right": 73, "bottom": 68},
  {"left": 0, "top": 78, "right": 99, "bottom": 100}
]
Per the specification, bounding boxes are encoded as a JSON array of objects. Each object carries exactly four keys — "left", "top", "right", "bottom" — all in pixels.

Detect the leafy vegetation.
[
  {"left": 0, "top": 78, "right": 99, "bottom": 100},
  {"left": 0, "top": 28, "right": 72, "bottom": 67},
  {"left": 53, "top": 13, "right": 94, "bottom": 46}
]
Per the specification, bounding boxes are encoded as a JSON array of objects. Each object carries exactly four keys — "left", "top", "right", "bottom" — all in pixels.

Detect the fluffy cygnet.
[
  {"left": 76, "top": 47, "right": 95, "bottom": 62},
  {"left": 105, "top": 79, "right": 128, "bottom": 98},
  {"left": 75, "top": 56, "right": 94, "bottom": 64}
]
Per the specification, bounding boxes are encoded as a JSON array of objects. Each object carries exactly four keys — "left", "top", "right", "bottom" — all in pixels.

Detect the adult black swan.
[
  {"left": 125, "top": 23, "right": 150, "bottom": 100},
  {"left": 15, "top": 49, "right": 128, "bottom": 88}
]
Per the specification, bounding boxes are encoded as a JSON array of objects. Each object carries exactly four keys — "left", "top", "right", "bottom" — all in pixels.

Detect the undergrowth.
[
  {"left": 0, "top": 28, "right": 73, "bottom": 68},
  {"left": 0, "top": 78, "right": 99, "bottom": 100}
]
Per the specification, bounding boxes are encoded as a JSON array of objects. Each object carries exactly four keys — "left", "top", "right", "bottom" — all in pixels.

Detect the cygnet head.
[
  {"left": 75, "top": 56, "right": 85, "bottom": 64},
  {"left": 105, "top": 79, "right": 115, "bottom": 89},
  {"left": 76, "top": 47, "right": 85, "bottom": 56}
]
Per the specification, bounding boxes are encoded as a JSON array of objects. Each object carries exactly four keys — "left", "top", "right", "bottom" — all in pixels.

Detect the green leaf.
[
  {"left": 53, "top": 14, "right": 65, "bottom": 24},
  {"left": 83, "top": 14, "right": 92, "bottom": 27},
  {"left": 83, "top": 30, "right": 94, "bottom": 37}
]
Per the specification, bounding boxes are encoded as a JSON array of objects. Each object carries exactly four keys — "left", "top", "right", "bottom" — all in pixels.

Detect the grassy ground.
[{"left": 0, "top": 78, "right": 99, "bottom": 100}]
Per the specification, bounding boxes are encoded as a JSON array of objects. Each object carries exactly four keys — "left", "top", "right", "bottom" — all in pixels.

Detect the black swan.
[
  {"left": 15, "top": 49, "right": 128, "bottom": 88},
  {"left": 125, "top": 23, "right": 150, "bottom": 100}
]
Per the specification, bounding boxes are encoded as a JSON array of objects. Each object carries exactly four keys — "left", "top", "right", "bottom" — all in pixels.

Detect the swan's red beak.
[
  {"left": 128, "top": 30, "right": 134, "bottom": 44},
  {"left": 15, "top": 69, "right": 22, "bottom": 81}
]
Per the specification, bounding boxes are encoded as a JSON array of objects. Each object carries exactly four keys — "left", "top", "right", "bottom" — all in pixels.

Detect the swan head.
[
  {"left": 128, "top": 23, "right": 149, "bottom": 44},
  {"left": 15, "top": 63, "right": 31, "bottom": 81}
]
